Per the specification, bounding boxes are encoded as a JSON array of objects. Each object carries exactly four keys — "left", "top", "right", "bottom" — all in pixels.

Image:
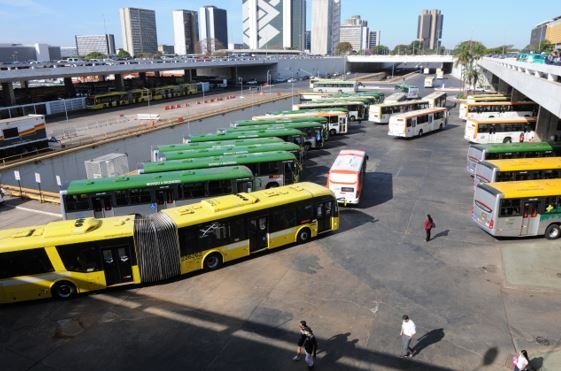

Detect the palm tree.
[{"left": 453, "top": 40, "right": 486, "bottom": 94}]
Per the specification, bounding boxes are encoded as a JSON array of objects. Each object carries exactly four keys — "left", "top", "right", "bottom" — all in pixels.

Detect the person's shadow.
[
  {"left": 431, "top": 230, "right": 449, "bottom": 241},
  {"left": 319, "top": 332, "right": 359, "bottom": 365},
  {"left": 411, "top": 328, "right": 445, "bottom": 356}
]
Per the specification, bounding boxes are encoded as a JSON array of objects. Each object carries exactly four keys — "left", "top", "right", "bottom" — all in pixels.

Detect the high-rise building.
[
  {"left": 173, "top": 10, "right": 199, "bottom": 55},
  {"left": 339, "top": 16, "right": 369, "bottom": 51},
  {"left": 158, "top": 44, "right": 175, "bottom": 55},
  {"left": 530, "top": 21, "right": 550, "bottom": 47},
  {"left": 311, "top": 0, "right": 340, "bottom": 55},
  {"left": 544, "top": 16, "right": 561, "bottom": 48},
  {"left": 368, "top": 30, "right": 381, "bottom": 49},
  {"left": 120, "top": 7, "right": 158, "bottom": 57},
  {"left": 242, "top": 0, "right": 305, "bottom": 50},
  {"left": 199, "top": 6, "right": 229, "bottom": 53},
  {"left": 305, "top": 30, "right": 311, "bottom": 50},
  {"left": 417, "top": 9, "right": 443, "bottom": 50},
  {"left": 75, "top": 34, "right": 116, "bottom": 56}
]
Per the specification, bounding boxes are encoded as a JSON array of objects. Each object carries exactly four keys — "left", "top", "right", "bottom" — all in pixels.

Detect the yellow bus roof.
[
  {"left": 0, "top": 216, "right": 135, "bottom": 253},
  {"left": 488, "top": 178, "right": 561, "bottom": 199},
  {"left": 470, "top": 117, "right": 537, "bottom": 124},
  {"left": 465, "top": 101, "right": 534, "bottom": 107},
  {"left": 391, "top": 107, "right": 447, "bottom": 119},
  {"left": 485, "top": 157, "right": 561, "bottom": 172},
  {"left": 163, "top": 182, "right": 333, "bottom": 227}
]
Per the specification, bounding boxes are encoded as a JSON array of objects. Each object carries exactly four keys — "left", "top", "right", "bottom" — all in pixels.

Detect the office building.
[
  {"left": 199, "top": 6, "right": 228, "bottom": 53},
  {"left": 311, "top": 0, "right": 340, "bottom": 55},
  {"left": 368, "top": 30, "right": 381, "bottom": 49},
  {"left": 173, "top": 10, "right": 199, "bottom": 55},
  {"left": 75, "top": 34, "right": 116, "bottom": 56},
  {"left": 0, "top": 43, "right": 60, "bottom": 63},
  {"left": 120, "top": 7, "right": 158, "bottom": 56},
  {"left": 242, "top": 0, "right": 305, "bottom": 50},
  {"left": 417, "top": 9, "right": 443, "bottom": 50},
  {"left": 530, "top": 21, "right": 550, "bottom": 47},
  {"left": 61, "top": 47, "right": 79, "bottom": 58},
  {"left": 228, "top": 43, "right": 245, "bottom": 50},
  {"left": 158, "top": 45, "right": 175, "bottom": 54},
  {"left": 545, "top": 16, "right": 561, "bottom": 48},
  {"left": 340, "top": 15, "right": 369, "bottom": 51},
  {"left": 305, "top": 30, "right": 311, "bottom": 50}
]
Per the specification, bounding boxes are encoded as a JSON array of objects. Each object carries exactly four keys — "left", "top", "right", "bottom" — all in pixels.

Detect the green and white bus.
[
  {"left": 474, "top": 157, "right": 561, "bottom": 186},
  {"left": 184, "top": 128, "right": 306, "bottom": 148},
  {"left": 139, "top": 151, "right": 301, "bottom": 190},
  {"left": 253, "top": 111, "right": 348, "bottom": 135},
  {"left": 152, "top": 138, "right": 284, "bottom": 162},
  {"left": 60, "top": 166, "right": 255, "bottom": 219},
  {"left": 466, "top": 142, "right": 561, "bottom": 176},
  {"left": 311, "top": 79, "right": 358, "bottom": 93},
  {"left": 158, "top": 141, "right": 304, "bottom": 164},
  {"left": 224, "top": 122, "right": 326, "bottom": 151},
  {"left": 292, "top": 100, "right": 368, "bottom": 122},
  {"left": 473, "top": 178, "right": 561, "bottom": 239}
]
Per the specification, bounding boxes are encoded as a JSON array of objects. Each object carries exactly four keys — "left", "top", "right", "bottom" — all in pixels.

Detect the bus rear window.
[{"left": 474, "top": 199, "right": 493, "bottom": 213}]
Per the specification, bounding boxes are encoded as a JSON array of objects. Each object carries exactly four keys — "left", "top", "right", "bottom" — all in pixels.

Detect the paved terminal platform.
[{"left": 1, "top": 75, "right": 561, "bottom": 370}]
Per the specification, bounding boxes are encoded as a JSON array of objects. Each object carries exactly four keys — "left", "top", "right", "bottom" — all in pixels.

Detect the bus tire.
[
  {"left": 545, "top": 224, "right": 561, "bottom": 240},
  {"left": 204, "top": 253, "right": 223, "bottom": 270},
  {"left": 266, "top": 182, "right": 279, "bottom": 189},
  {"left": 350, "top": 116, "right": 356, "bottom": 122},
  {"left": 51, "top": 281, "right": 77, "bottom": 300},
  {"left": 439, "top": 123, "right": 443, "bottom": 130},
  {"left": 329, "top": 129, "right": 336, "bottom": 136},
  {"left": 304, "top": 143, "right": 311, "bottom": 152},
  {"left": 418, "top": 130, "right": 423, "bottom": 137},
  {"left": 297, "top": 228, "right": 311, "bottom": 244},
  {"left": 503, "top": 137, "right": 512, "bottom": 144}
]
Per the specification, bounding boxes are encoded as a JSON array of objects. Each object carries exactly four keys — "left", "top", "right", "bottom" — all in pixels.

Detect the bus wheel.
[
  {"left": 266, "top": 182, "right": 279, "bottom": 189},
  {"left": 297, "top": 228, "right": 311, "bottom": 244},
  {"left": 350, "top": 116, "right": 356, "bottom": 122},
  {"left": 304, "top": 143, "right": 311, "bottom": 152},
  {"left": 51, "top": 281, "right": 77, "bottom": 300},
  {"left": 545, "top": 224, "right": 561, "bottom": 240},
  {"left": 418, "top": 130, "right": 423, "bottom": 137},
  {"left": 329, "top": 129, "right": 336, "bottom": 136},
  {"left": 503, "top": 137, "right": 512, "bottom": 144},
  {"left": 439, "top": 123, "right": 443, "bottom": 130},
  {"left": 204, "top": 253, "right": 223, "bottom": 270}
]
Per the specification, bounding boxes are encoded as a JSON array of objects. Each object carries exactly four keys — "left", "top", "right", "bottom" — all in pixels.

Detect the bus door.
[
  {"left": 101, "top": 244, "right": 133, "bottom": 286},
  {"left": 520, "top": 200, "right": 539, "bottom": 236},
  {"left": 339, "top": 116, "right": 347, "bottom": 133},
  {"left": 248, "top": 216, "right": 268, "bottom": 252},
  {"left": 315, "top": 201, "right": 333, "bottom": 233},
  {"left": 410, "top": 118, "right": 417, "bottom": 136},
  {"left": 155, "top": 189, "right": 174, "bottom": 210},
  {"left": 92, "top": 195, "right": 113, "bottom": 218}
]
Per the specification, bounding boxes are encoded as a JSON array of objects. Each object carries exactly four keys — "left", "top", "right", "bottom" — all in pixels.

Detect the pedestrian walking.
[
  {"left": 424, "top": 214, "right": 435, "bottom": 242},
  {"left": 400, "top": 314, "right": 416, "bottom": 358},
  {"left": 293, "top": 321, "right": 312, "bottom": 361},
  {"left": 513, "top": 349, "right": 529, "bottom": 371},
  {"left": 303, "top": 329, "right": 318, "bottom": 369}
]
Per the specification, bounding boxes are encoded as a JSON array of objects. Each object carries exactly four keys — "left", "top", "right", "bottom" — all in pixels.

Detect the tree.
[
  {"left": 370, "top": 45, "right": 390, "bottom": 55},
  {"left": 335, "top": 42, "right": 353, "bottom": 55},
  {"left": 116, "top": 49, "right": 130, "bottom": 58},
  {"left": 453, "top": 40, "right": 487, "bottom": 93},
  {"left": 392, "top": 44, "right": 411, "bottom": 55},
  {"left": 486, "top": 44, "right": 515, "bottom": 55},
  {"left": 409, "top": 40, "right": 423, "bottom": 55},
  {"left": 84, "top": 52, "right": 106, "bottom": 60},
  {"left": 523, "top": 40, "right": 553, "bottom": 54}
]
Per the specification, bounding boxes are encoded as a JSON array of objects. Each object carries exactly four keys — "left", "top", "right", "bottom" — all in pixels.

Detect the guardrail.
[{"left": 1, "top": 184, "right": 60, "bottom": 204}]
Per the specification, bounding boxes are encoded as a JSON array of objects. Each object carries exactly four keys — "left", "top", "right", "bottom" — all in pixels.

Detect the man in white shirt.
[{"left": 400, "top": 314, "right": 416, "bottom": 358}]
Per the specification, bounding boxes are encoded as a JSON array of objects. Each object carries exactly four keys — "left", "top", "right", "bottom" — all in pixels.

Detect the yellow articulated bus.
[{"left": 0, "top": 182, "right": 339, "bottom": 303}]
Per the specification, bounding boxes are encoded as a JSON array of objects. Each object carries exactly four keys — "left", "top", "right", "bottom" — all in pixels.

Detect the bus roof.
[
  {"left": 162, "top": 142, "right": 301, "bottom": 160},
  {"left": 470, "top": 117, "right": 537, "bottom": 124},
  {"left": 187, "top": 128, "right": 304, "bottom": 142},
  {"left": 314, "top": 79, "right": 356, "bottom": 84},
  {"left": 330, "top": 150, "right": 367, "bottom": 173},
  {"left": 140, "top": 151, "right": 297, "bottom": 174},
  {"left": 235, "top": 117, "right": 327, "bottom": 125},
  {"left": 0, "top": 216, "right": 135, "bottom": 252},
  {"left": 483, "top": 157, "right": 561, "bottom": 172},
  {"left": 228, "top": 122, "right": 323, "bottom": 131},
  {"left": 296, "top": 101, "right": 366, "bottom": 108},
  {"left": 162, "top": 182, "right": 332, "bottom": 225},
  {"left": 423, "top": 91, "right": 447, "bottom": 99},
  {"left": 478, "top": 142, "right": 561, "bottom": 154},
  {"left": 481, "top": 178, "right": 561, "bottom": 199},
  {"left": 253, "top": 111, "right": 344, "bottom": 120},
  {"left": 372, "top": 99, "right": 427, "bottom": 108},
  {"left": 465, "top": 101, "right": 535, "bottom": 106},
  {"left": 391, "top": 107, "right": 447, "bottom": 119},
  {"left": 154, "top": 138, "right": 284, "bottom": 153},
  {"left": 65, "top": 166, "right": 254, "bottom": 194}
]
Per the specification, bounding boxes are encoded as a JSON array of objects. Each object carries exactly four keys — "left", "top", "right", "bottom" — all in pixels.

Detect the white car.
[{"left": 287, "top": 78, "right": 297, "bottom": 83}]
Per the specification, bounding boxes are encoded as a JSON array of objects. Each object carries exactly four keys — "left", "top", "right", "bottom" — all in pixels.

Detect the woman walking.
[{"left": 424, "top": 214, "right": 434, "bottom": 242}]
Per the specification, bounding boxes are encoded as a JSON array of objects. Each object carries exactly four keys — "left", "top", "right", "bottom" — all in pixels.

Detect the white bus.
[
  {"left": 292, "top": 101, "right": 367, "bottom": 122},
  {"left": 459, "top": 101, "right": 537, "bottom": 121},
  {"left": 383, "top": 92, "right": 408, "bottom": 103},
  {"left": 423, "top": 91, "right": 447, "bottom": 108},
  {"left": 327, "top": 149, "right": 368, "bottom": 205},
  {"left": 369, "top": 99, "right": 430, "bottom": 124},
  {"left": 312, "top": 79, "right": 358, "bottom": 93},
  {"left": 464, "top": 117, "right": 537, "bottom": 144},
  {"left": 388, "top": 107, "right": 448, "bottom": 138},
  {"left": 473, "top": 157, "right": 561, "bottom": 186},
  {"left": 253, "top": 111, "right": 348, "bottom": 135},
  {"left": 394, "top": 84, "right": 420, "bottom": 99},
  {"left": 424, "top": 76, "right": 435, "bottom": 88},
  {"left": 436, "top": 68, "right": 444, "bottom": 79}
]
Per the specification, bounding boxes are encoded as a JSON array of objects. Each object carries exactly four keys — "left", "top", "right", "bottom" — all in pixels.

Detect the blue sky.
[{"left": 0, "top": 0, "right": 558, "bottom": 49}]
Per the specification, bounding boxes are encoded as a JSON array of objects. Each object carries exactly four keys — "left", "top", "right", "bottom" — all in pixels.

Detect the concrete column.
[
  {"left": 497, "top": 79, "right": 510, "bottom": 95},
  {"left": 536, "top": 106, "right": 561, "bottom": 142},
  {"left": 63, "top": 77, "right": 76, "bottom": 98},
  {"left": 230, "top": 67, "right": 238, "bottom": 83},
  {"left": 154, "top": 71, "right": 161, "bottom": 87},
  {"left": 114, "top": 74, "right": 124, "bottom": 91},
  {"left": 1, "top": 82, "right": 16, "bottom": 106},
  {"left": 139, "top": 72, "right": 147, "bottom": 87},
  {"left": 184, "top": 69, "right": 192, "bottom": 82},
  {"left": 511, "top": 88, "right": 526, "bottom": 102}
]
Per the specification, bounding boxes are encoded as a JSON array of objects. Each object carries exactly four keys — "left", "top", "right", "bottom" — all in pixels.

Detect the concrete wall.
[
  {"left": 0, "top": 98, "right": 293, "bottom": 192},
  {"left": 537, "top": 106, "right": 561, "bottom": 142},
  {"left": 274, "top": 56, "right": 345, "bottom": 79}
]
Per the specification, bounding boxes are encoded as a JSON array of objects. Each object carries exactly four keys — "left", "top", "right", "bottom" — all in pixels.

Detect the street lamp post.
[
  {"left": 59, "top": 98, "right": 68, "bottom": 122},
  {"left": 239, "top": 77, "right": 244, "bottom": 98}
]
